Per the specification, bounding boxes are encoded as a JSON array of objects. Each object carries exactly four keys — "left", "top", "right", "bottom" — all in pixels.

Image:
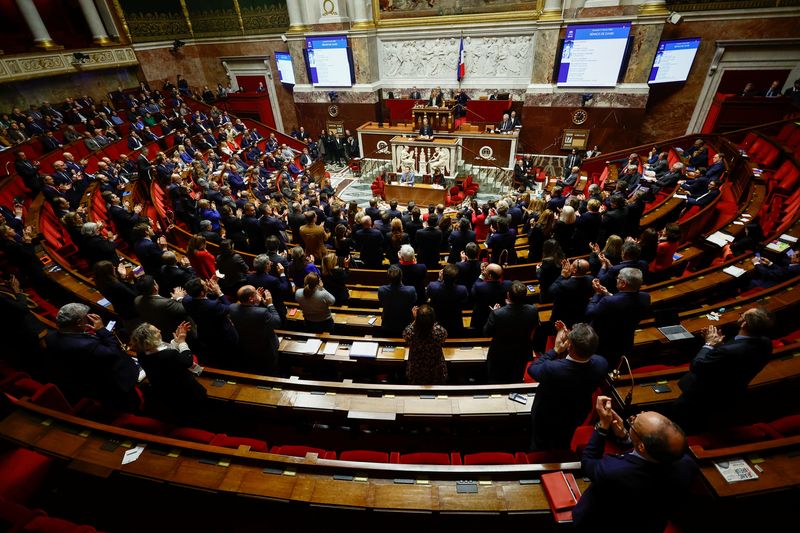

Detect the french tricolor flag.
[{"left": 457, "top": 37, "right": 465, "bottom": 81}]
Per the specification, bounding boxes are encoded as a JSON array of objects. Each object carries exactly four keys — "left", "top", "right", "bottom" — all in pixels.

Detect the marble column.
[
  {"left": 93, "top": 0, "right": 120, "bottom": 40},
  {"left": 286, "top": 0, "right": 310, "bottom": 33},
  {"left": 540, "top": 0, "right": 562, "bottom": 21},
  {"left": 15, "top": 0, "right": 61, "bottom": 51},
  {"left": 349, "top": 0, "right": 373, "bottom": 29},
  {"left": 78, "top": 0, "right": 113, "bottom": 46},
  {"left": 638, "top": 0, "right": 669, "bottom": 16}
]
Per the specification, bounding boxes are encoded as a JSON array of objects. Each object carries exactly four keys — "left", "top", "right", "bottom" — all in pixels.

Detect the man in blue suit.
[
  {"left": 378, "top": 265, "right": 417, "bottom": 337},
  {"left": 674, "top": 307, "right": 773, "bottom": 432},
  {"left": 527, "top": 322, "right": 607, "bottom": 449},
  {"left": 427, "top": 263, "right": 469, "bottom": 337},
  {"left": 704, "top": 153, "right": 725, "bottom": 181},
  {"left": 486, "top": 281, "right": 540, "bottom": 384},
  {"left": 182, "top": 278, "right": 238, "bottom": 367},
  {"left": 573, "top": 395, "right": 697, "bottom": 533},
  {"left": 44, "top": 303, "right": 139, "bottom": 411},
  {"left": 586, "top": 267, "right": 651, "bottom": 368},
  {"left": 229, "top": 285, "right": 282, "bottom": 374},
  {"left": 597, "top": 240, "right": 649, "bottom": 292},
  {"left": 470, "top": 263, "right": 511, "bottom": 333}
]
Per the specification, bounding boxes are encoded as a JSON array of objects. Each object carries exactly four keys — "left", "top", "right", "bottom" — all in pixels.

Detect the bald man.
[
  {"left": 573, "top": 396, "right": 696, "bottom": 533},
  {"left": 548, "top": 258, "right": 594, "bottom": 327},
  {"left": 470, "top": 263, "right": 511, "bottom": 333}
]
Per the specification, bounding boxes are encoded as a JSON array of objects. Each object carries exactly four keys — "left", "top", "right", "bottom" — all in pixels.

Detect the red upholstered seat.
[
  {"left": 524, "top": 450, "right": 579, "bottom": 464},
  {"left": 462, "top": 452, "right": 517, "bottom": 465},
  {"left": 768, "top": 414, "right": 800, "bottom": 437},
  {"left": 30, "top": 384, "right": 75, "bottom": 414},
  {"left": 210, "top": 434, "right": 269, "bottom": 453},
  {"left": 6, "top": 377, "right": 44, "bottom": 399},
  {"left": 0, "top": 448, "right": 54, "bottom": 504},
  {"left": 394, "top": 452, "right": 453, "bottom": 465},
  {"left": 687, "top": 423, "right": 779, "bottom": 450},
  {"left": 168, "top": 427, "right": 216, "bottom": 444},
  {"left": 338, "top": 450, "right": 389, "bottom": 463},
  {"left": 570, "top": 425, "right": 625, "bottom": 456},
  {"left": 112, "top": 414, "right": 171, "bottom": 435}
]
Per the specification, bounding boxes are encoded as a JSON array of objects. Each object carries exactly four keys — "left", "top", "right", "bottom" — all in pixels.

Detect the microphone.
[{"left": 611, "top": 355, "right": 634, "bottom": 411}]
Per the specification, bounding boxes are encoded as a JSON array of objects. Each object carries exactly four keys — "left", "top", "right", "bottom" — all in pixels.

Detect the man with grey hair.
[
  {"left": 229, "top": 285, "right": 282, "bottom": 373},
  {"left": 78, "top": 221, "right": 119, "bottom": 267},
  {"left": 527, "top": 321, "right": 608, "bottom": 450},
  {"left": 44, "top": 303, "right": 139, "bottom": 410},
  {"left": 398, "top": 243, "right": 428, "bottom": 305},
  {"left": 586, "top": 267, "right": 651, "bottom": 367}
]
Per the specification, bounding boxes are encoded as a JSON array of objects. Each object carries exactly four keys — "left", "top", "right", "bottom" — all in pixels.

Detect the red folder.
[{"left": 541, "top": 471, "right": 581, "bottom": 523}]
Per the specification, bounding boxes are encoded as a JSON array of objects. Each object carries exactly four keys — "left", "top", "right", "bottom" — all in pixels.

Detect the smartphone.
[
  {"left": 105, "top": 320, "right": 116, "bottom": 332},
  {"left": 526, "top": 284, "right": 536, "bottom": 292},
  {"left": 755, "top": 252, "right": 761, "bottom": 260}
]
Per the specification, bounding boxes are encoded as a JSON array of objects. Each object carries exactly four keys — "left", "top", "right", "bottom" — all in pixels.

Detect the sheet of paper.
[
  {"left": 349, "top": 341, "right": 379, "bottom": 358},
  {"left": 322, "top": 341, "right": 339, "bottom": 355},
  {"left": 723, "top": 265, "right": 746, "bottom": 278},
  {"left": 305, "top": 339, "right": 322, "bottom": 354},
  {"left": 122, "top": 445, "right": 145, "bottom": 465}
]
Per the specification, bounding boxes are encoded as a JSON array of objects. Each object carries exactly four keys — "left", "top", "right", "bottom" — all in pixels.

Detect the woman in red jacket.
[
  {"left": 186, "top": 234, "right": 216, "bottom": 280},
  {"left": 650, "top": 223, "right": 682, "bottom": 273}
]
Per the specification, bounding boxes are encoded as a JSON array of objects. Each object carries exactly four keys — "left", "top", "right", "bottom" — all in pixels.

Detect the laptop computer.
[{"left": 654, "top": 309, "right": 695, "bottom": 341}]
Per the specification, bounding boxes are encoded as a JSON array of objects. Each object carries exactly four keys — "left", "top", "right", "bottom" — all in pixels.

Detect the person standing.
[
  {"left": 485, "top": 281, "right": 540, "bottom": 383},
  {"left": 379, "top": 265, "right": 418, "bottom": 337},
  {"left": 573, "top": 396, "right": 697, "bottom": 533},
  {"left": 426, "top": 264, "right": 469, "bottom": 337},
  {"left": 403, "top": 304, "right": 448, "bottom": 385},
  {"left": 229, "top": 285, "right": 282, "bottom": 374},
  {"left": 586, "top": 268, "right": 651, "bottom": 368},
  {"left": 673, "top": 308, "right": 773, "bottom": 432},
  {"left": 129, "top": 321, "right": 206, "bottom": 422},
  {"left": 295, "top": 272, "right": 336, "bottom": 333}
]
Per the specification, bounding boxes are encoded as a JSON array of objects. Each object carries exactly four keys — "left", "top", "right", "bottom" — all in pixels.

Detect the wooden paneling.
[{"left": 294, "top": 103, "right": 380, "bottom": 138}]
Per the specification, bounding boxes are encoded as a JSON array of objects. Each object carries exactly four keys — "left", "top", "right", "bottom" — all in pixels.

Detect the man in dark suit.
[
  {"left": 414, "top": 214, "right": 443, "bottom": 270},
  {"left": 182, "top": 278, "right": 238, "bottom": 367},
  {"left": 563, "top": 149, "right": 582, "bottom": 179},
  {"left": 496, "top": 113, "right": 513, "bottom": 133},
  {"left": 78, "top": 222, "right": 119, "bottom": 267},
  {"left": 365, "top": 198, "right": 381, "bottom": 222},
  {"left": 674, "top": 308, "right": 773, "bottom": 432},
  {"left": 747, "top": 251, "right": 800, "bottom": 289},
  {"left": 573, "top": 396, "right": 697, "bottom": 532},
  {"left": 353, "top": 216, "right": 384, "bottom": 269},
  {"left": 646, "top": 162, "right": 684, "bottom": 195},
  {"left": 456, "top": 242, "right": 482, "bottom": 295},
  {"left": 418, "top": 118, "right": 434, "bottom": 138},
  {"left": 14, "top": 151, "right": 42, "bottom": 193},
  {"left": 586, "top": 267, "right": 651, "bottom": 368},
  {"left": 157, "top": 251, "right": 195, "bottom": 297},
  {"left": 229, "top": 285, "right": 282, "bottom": 373},
  {"left": 704, "top": 153, "right": 725, "bottom": 181},
  {"left": 549, "top": 259, "right": 594, "bottom": 327},
  {"left": 44, "top": 303, "right": 139, "bottom": 411},
  {"left": 426, "top": 264, "right": 469, "bottom": 337},
  {"left": 527, "top": 322, "right": 607, "bottom": 450},
  {"left": 134, "top": 275, "right": 193, "bottom": 340},
  {"left": 409, "top": 87, "right": 422, "bottom": 99},
  {"left": 132, "top": 224, "right": 166, "bottom": 276},
  {"left": 470, "top": 263, "right": 511, "bottom": 333},
  {"left": 597, "top": 240, "right": 648, "bottom": 292},
  {"left": 378, "top": 265, "right": 418, "bottom": 337},
  {"left": 246, "top": 254, "right": 291, "bottom": 323},
  {"left": 136, "top": 147, "right": 152, "bottom": 182},
  {"left": 598, "top": 194, "right": 628, "bottom": 243},
  {"left": 398, "top": 244, "right": 428, "bottom": 305},
  {"left": 485, "top": 281, "right": 540, "bottom": 383},
  {"left": 617, "top": 163, "right": 641, "bottom": 193}
]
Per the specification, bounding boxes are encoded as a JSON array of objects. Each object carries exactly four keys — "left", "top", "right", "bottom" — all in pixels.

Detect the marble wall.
[
  {"left": 641, "top": 15, "right": 800, "bottom": 142},
  {"left": 134, "top": 40, "right": 299, "bottom": 133}
]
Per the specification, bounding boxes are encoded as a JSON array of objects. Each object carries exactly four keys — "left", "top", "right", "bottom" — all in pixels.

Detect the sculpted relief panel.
[{"left": 379, "top": 35, "right": 533, "bottom": 84}]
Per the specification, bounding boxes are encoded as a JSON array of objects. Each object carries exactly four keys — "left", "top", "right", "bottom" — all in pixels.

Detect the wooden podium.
[
  {"left": 412, "top": 106, "right": 455, "bottom": 132},
  {"left": 384, "top": 183, "right": 447, "bottom": 207}
]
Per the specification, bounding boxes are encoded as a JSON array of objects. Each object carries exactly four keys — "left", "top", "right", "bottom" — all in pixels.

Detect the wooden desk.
[
  {"left": 0, "top": 400, "right": 583, "bottom": 514},
  {"left": 384, "top": 183, "right": 447, "bottom": 206}
]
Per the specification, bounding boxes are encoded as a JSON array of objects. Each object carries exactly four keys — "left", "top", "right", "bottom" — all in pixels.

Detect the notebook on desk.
[{"left": 655, "top": 309, "right": 694, "bottom": 341}]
